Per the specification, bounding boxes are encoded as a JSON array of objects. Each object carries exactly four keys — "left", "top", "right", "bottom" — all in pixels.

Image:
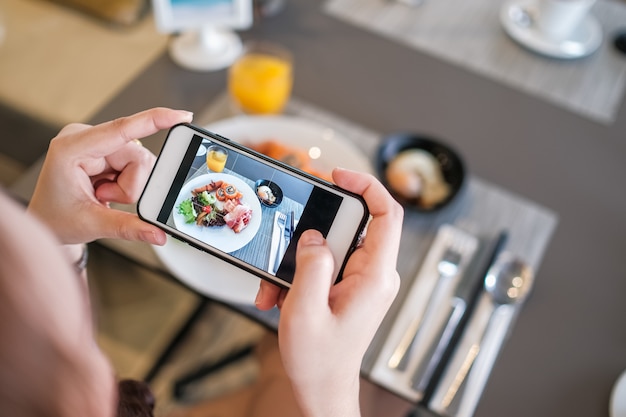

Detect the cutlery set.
[
  {"left": 429, "top": 251, "right": 534, "bottom": 417},
  {"left": 370, "top": 225, "right": 534, "bottom": 417}
]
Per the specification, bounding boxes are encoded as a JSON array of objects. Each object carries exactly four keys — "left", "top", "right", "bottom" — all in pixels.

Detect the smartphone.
[{"left": 138, "top": 123, "right": 369, "bottom": 289}]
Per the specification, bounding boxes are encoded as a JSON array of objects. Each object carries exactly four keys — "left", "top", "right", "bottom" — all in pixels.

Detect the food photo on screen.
[{"left": 164, "top": 137, "right": 314, "bottom": 277}]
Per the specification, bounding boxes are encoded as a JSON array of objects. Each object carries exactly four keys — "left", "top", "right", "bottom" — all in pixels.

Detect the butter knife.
[{"left": 284, "top": 212, "right": 292, "bottom": 248}]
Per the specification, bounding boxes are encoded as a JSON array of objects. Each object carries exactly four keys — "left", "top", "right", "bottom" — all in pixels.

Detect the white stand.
[{"left": 168, "top": 26, "right": 243, "bottom": 72}]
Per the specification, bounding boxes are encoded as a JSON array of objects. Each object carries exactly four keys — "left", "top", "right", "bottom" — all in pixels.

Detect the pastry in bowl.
[
  {"left": 385, "top": 148, "right": 452, "bottom": 209},
  {"left": 254, "top": 179, "right": 283, "bottom": 207},
  {"left": 377, "top": 133, "right": 465, "bottom": 212}
]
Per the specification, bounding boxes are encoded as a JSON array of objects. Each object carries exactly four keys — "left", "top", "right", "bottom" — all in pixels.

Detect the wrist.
[{"left": 294, "top": 374, "right": 361, "bottom": 417}]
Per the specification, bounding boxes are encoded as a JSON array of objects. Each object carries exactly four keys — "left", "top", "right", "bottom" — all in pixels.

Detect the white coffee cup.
[{"left": 535, "top": 0, "right": 597, "bottom": 40}]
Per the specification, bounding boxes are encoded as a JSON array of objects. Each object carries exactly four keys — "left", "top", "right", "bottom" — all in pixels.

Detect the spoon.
[
  {"left": 429, "top": 253, "right": 534, "bottom": 416},
  {"left": 484, "top": 253, "right": 533, "bottom": 306}
]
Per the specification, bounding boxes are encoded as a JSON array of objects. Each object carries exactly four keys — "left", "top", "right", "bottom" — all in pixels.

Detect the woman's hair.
[{"left": 117, "top": 380, "right": 155, "bottom": 417}]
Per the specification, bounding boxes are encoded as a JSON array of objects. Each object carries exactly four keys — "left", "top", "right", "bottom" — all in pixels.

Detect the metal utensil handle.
[
  {"left": 428, "top": 294, "right": 494, "bottom": 413},
  {"left": 410, "top": 297, "right": 466, "bottom": 392},
  {"left": 455, "top": 304, "right": 515, "bottom": 417},
  {"left": 388, "top": 270, "right": 458, "bottom": 371},
  {"left": 388, "top": 315, "right": 423, "bottom": 370}
]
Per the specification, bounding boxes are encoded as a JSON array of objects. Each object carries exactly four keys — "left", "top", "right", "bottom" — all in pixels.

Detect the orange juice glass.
[
  {"left": 206, "top": 145, "right": 228, "bottom": 172},
  {"left": 228, "top": 42, "right": 293, "bottom": 114}
]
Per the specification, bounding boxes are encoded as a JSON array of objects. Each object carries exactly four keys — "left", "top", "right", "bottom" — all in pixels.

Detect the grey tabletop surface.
[{"left": 25, "top": 0, "right": 626, "bottom": 416}]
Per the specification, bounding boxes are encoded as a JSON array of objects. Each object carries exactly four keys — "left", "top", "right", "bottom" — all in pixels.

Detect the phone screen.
[{"left": 155, "top": 134, "right": 345, "bottom": 285}]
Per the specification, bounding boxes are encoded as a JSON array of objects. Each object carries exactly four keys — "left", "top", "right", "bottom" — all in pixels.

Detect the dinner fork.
[
  {"left": 388, "top": 246, "right": 462, "bottom": 371},
  {"left": 272, "top": 212, "right": 287, "bottom": 273}
]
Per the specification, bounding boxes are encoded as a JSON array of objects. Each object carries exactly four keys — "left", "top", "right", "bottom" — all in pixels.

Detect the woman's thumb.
[{"left": 287, "top": 230, "right": 335, "bottom": 314}]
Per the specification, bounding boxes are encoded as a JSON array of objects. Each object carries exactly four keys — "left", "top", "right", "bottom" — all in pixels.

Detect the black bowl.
[
  {"left": 376, "top": 133, "right": 466, "bottom": 212},
  {"left": 255, "top": 179, "right": 283, "bottom": 207}
]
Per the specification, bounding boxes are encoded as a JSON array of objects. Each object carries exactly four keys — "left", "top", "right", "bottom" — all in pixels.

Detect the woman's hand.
[
  {"left": 255, "top": 168, "right": 404, "bottom": 417},
  {"left": 28, "top": 107, "right": 193, "bottom": 245}
]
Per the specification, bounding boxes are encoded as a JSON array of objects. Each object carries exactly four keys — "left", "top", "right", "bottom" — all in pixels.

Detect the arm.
[
  {"left": 256, "top": 168, "right": 404, "bottom": 417},
  {"left": 27, "top": 107, "right": 193, "bottom": 246}
]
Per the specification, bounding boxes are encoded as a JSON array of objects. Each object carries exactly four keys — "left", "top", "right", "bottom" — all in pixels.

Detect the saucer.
[
  {"left": 500, "top": 0, "right": 603, "bottom": 59},
  {"left": 611, "top": 369, "right": 626, "bottom": 417}
]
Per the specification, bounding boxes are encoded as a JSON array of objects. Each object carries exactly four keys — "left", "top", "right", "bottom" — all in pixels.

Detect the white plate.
[
  {"left": 153, "top": 115, "right": 373, "bottom": 305},
  {"left": 153, "top": 236, "right": 260, "bottom": 305},
  {"left": 205, "top": 114, "right": 374, "bottom": 175},
  {"left": 172, "top": 173, "right": 262, "bottom": 253},
  {"left": 500, "top": 0, "right": 602, "bottom": 59}
]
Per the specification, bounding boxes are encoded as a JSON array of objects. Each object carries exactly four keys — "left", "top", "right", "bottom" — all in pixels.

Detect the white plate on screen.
[
  {"left": 153, "top": 115, "right": 373, "bottom": 305},
  {"left": 172, "top": 173, "right": 262, "bottom": 253}
]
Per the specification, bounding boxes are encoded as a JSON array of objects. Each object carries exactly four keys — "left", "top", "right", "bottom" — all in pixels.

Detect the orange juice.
[
  {"left": 206, "top": 146, "right": 228, "bottom": 172},
  {"left": 228, "top": 48, "right": 293, "bottom": 114}
]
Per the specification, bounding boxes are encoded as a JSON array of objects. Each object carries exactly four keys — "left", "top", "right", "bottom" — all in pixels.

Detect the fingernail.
[
  {"left": 300, "top": 230, "right": 325, "bottom": 246},
  {"left": 178, "top": 110, "right": 194, "bottom": 120},
  {"left": 142, "top": 230, "right": 165, "bottom": 245}
]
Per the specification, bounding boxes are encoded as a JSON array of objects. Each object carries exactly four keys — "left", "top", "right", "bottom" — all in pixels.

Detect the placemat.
[{"left": 324, "top": 0, "right": 626, "bottom": 125}]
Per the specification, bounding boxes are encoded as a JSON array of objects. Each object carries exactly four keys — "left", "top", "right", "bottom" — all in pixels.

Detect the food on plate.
[
  {"left": 385, "top": 149, "right": 451, "bottom": 208},
  {"left": 223, "top": 204, "right": 253, "bottom": 234},
  {"left": 193, "top": 180, "right": 223, "bottom": 195},
  {"left": 250, "top": 140, "right": 309, "bottom": 167},
  {"left": 256, "top": 184, "right": 277, "bottom": 205},
  {"left": 216, "top": 184, "right": 243, "bottom": 201},
  {"left": 178, "top": 180, "right": 252, "bottom": 233},
  {"left": 247, "top": 139, "right": 331, "bottom": 181}
]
